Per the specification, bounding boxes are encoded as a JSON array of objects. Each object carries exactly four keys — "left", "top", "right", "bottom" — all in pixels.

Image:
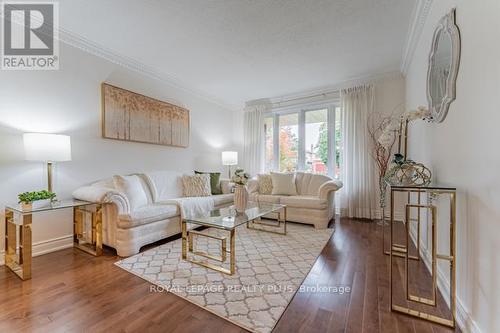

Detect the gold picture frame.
[{"left": 101, "top": 83, "right": 190, "bottom": 147}]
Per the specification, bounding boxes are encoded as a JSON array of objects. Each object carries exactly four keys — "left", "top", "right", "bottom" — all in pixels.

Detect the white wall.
[
  {"left": 0, "top": 42, "right": 239, "bottom": 259},
  {"left": 406, "top": 1, "right": 500, "bottom": 332}
]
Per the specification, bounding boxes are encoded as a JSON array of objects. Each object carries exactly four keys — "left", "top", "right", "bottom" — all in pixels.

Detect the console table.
[
  {"left": 4, "top": 199, "right": 102, "bottom": 280},
  {"left": 389, "top": 184, "right": 457, "bottom": 328}
]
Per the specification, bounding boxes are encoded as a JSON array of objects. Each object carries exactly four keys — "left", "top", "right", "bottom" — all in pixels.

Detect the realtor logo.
[{"left": 1, "top": 2, "right": 59, "bottom": 70}]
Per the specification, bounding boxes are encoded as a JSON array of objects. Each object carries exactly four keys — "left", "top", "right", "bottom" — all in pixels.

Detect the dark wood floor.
[{"left": 0, "top": 218, "right": 460, "bottom": 333}]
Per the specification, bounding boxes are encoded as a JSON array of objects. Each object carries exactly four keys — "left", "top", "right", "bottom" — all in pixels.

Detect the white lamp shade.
[
  {"left": 221, "top": 151, "right": 238, "bottom": 166},
  {"left": 23, "top": 133, "right": 72, "bottom": 162}
]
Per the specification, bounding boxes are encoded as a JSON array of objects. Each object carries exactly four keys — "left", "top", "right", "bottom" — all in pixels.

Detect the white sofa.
[
  {"left": 72, "top": 171, "right": 234, "bottom": 257},
  {"left": 247, "top": 172, "right": 343, "bottom": 229}
]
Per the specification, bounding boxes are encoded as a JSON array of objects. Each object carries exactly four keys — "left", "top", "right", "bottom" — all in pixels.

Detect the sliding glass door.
[{"left": 264, "top": 106, "right": 342, "bottom": 178}]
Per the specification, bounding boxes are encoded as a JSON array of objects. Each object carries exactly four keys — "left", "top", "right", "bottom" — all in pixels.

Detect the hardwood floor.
[{"left": 0, "top": 218, "right": 460, "bottom": 333}]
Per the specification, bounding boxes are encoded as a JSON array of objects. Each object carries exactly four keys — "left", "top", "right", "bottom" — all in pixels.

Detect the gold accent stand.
[{"left": 389, "top": 186, "right": 456, "bottom": 328}]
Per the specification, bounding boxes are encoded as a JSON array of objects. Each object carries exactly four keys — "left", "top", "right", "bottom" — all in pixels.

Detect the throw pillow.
[
  {"left": 182, "top": 174, "right": 212, "bottom": 197},
  {"left": 113, "top": 175, "right": 149, "bottom": 210},
  {"left": 270, "top": 172, "right": 297, "bottom": 196},
  {"left": 194, "top": 171, "right": 222, "bottom": 195},
  {"left": 257, "top": 174, "right": 273, "bottom": 194}
]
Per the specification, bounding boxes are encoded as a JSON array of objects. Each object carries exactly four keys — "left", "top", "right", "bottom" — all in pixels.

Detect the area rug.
[{"left": 115, "top": 223, "right": 334, "bottom": 333}]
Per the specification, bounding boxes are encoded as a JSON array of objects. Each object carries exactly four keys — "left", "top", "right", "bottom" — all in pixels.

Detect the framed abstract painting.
[{"left": 101, "top": 83, "right": 190, "bottom": 147}]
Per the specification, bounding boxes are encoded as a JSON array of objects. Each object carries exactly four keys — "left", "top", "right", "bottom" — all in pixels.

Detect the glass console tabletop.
[
  {"left": 388, "top": 183, "right": 457, "bottom": 191},
  {"left": 184, "top": 201, "right": 286, "bottom": 230},
  {"left": 5, "top": 199, "right": 95, "bottom": 215}
]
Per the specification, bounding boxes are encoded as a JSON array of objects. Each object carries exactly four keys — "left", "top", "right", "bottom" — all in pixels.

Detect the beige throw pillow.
[
  {"left": 113, "top": 175, "right": 149, "bottom": 210},
  {"left": 182, "top": 174, "right": 212, "bottom": 197},
  {"left": 270, "top": 172, "right": 297, "bottom": 196},
  {"left": 257, "top": 174, "right": 273, "bottom": 194}
]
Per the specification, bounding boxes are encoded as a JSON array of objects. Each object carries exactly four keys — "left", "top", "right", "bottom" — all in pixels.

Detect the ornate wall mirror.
[{"left": 426, "top": 8, "right": 461, "bottom": 123}]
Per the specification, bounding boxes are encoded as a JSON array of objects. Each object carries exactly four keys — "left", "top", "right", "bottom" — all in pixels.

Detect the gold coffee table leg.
[
  {"left": 182, "top": 221, "right": 187, "bottom": 260},
  {"left": 247, "top": 206, "right": 287, "bottom": 235},
  {"left": 182, "top": 222, "right": 235, "bottom": 275}
]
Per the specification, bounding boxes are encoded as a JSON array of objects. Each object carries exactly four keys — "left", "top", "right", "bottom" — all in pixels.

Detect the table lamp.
[
  {"left": 23, "top": 133, "right": 72, "bottom": 192},
  {"left": 221, "top": 151, "right": 237, "bottom": 178}
]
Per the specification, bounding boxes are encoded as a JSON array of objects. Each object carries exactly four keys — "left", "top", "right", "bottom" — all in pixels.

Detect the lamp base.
[{"left": 47, "top": 161, "right": 53, "bottom": 192}]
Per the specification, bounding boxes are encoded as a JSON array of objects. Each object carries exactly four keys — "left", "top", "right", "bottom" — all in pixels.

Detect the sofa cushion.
[
  {"left": 295, "top": 172, "right": 331, "bottom": 196},
  {"left": 270, "top": 172, "right": 297, "bottom": 196},
  {"left": 143, "top": 170, "right": 183, "bottom": 202},
  {"left": 118, "top": 203, "right": 179, "bottom": 228},
  {"left": 195, "top": 171, "right": 222, "bottom": 195},
  {"left": 280, "top": 195, "right": 327, "bottom": 210},
  {"left": 113, "top": 175, "right": 149, "bottom": 210},
  {"left": 251, "top": 194, "right": 281, "bottom": 204},
  {"left": 182, "top": 174, "right": 212, "bottom": 197},
  {"left": 212, "top": 193, "right": 234, "bottom": 206},
  {"left": 257, "top": 174, "right": 273, "bottom": 194}
]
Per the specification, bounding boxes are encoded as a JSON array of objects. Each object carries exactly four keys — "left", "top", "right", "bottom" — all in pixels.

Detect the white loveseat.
[
  {"left": 247, "top": 172, "right": 343, "bottom": 229},
  {"left": 72, "top": 171, "right": 234, "bottom": 257}
]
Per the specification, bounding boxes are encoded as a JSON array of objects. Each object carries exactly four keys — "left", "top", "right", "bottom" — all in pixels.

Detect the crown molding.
[
  {"left": 57, "top": 28, "right": 239, "bottom": 111},
  {"left": 401, "top": 0, "right": 433, "bottom": 75},
  {"left": 246, "top": 70, "right": 403, "bottom": 109}
]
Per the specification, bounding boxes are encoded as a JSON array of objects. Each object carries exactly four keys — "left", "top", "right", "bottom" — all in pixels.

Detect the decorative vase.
[
  {"left": 21, "top": 202, "right": 32, "bottom": 210},
  {"left": 234, "top": 184, "right": 248, "bottom": 213}
]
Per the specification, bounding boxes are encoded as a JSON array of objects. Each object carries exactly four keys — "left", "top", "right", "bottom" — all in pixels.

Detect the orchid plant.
[
  {"left": 377, "top": 106, "right": 431, "bottom": 152},
  {"left": 368, "top": 106, "right": 431, "bottom": 210}
]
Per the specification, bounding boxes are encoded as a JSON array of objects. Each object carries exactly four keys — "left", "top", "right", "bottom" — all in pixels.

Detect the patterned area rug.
[{"left": 115, "top": 222, "right": 334, "bottom": 333}]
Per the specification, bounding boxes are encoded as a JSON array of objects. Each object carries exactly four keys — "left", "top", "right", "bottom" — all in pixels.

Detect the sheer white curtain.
[
  {"left": 340, "top": 85, "right": 377, "bottom": 219},
  {"left": 243, "top": 105, "right": 267, "bottom": 176}
]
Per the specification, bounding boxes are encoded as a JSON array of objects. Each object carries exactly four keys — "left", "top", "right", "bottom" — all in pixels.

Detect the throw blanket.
[{"left": 164, "top": 196, "right": 215, "bottom": 220}]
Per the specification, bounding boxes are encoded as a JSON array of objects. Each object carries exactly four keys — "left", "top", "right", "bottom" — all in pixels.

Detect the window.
[
  {"left": 305, "top": 109, "right": 328, "bottom": 175},
  {"left": 264, "top": 117, "right": 274, "bottom": 171},
  {"left": 279, "top": 113, "right": 299, "bottom": 172},
  {"left": 264, "top": 106, "right": 342, "bottom": 178}
]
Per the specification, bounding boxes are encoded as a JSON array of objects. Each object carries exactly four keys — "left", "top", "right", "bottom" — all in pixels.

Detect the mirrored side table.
[{"left": 4, "top": 199, "right": 102, "bottom": 280}]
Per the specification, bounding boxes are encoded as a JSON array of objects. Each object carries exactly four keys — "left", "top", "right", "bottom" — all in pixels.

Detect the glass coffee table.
[{"left": 182, "top": 202, "right": 287, "bottom": 275}]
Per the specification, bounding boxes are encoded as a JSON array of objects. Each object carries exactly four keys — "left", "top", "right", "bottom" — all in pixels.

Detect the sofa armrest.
[
  {"left": 73, "top": 186, "right": 130, "bottom": 215},
  {"left": 247, "top": 179, "right": 259, "bottom": 195},
  {"left": 318, "top": 180, "right": 343, "bottom": 200},
  {"left": 220, "top": 179, "right": 235, "bottom": 194}
]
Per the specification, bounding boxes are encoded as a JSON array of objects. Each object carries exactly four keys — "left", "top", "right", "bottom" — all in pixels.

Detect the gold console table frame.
[
  {"left": 388, "top": 185, "right": 456, "bottom": 328},
  {"left": 4, "top": 200, "right": 103, "bottom": 280}
]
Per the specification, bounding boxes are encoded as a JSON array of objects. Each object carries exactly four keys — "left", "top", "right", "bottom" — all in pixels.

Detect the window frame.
[{"left": 265, "top": 103, "right": 340, "bottom": 179}]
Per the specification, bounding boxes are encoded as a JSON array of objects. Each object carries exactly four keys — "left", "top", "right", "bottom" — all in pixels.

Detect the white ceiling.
[{"left": 58, "top": 0, "right": 416, "bottom": 109}]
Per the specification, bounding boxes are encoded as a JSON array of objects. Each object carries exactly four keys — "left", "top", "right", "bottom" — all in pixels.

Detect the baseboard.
[
  {"left": 408, "top": 227, "right": 482, "bottom": 333},
  {"left": 32, "top": 234, "right": 74, "bottom": 256},
  {"left": 0, "top": 234, "right": 73, "bottom": 266}
]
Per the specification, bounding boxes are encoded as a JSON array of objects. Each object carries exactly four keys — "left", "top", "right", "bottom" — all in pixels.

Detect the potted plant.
[
  {"left": 18, "top": 190, "right": 57, "bottom": 210},
  {"left": 231, "top": 168, "right": 250, "bottom": 212}
]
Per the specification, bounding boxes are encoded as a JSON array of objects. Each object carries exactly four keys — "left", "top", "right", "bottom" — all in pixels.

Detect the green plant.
[{"left": 18, "top": 190, "right": 57, "bottom": 204}]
